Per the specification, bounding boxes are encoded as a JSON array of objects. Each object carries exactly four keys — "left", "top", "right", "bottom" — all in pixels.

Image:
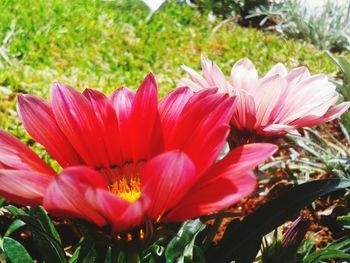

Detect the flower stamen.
[{"left": 110, "top": 177, "right": 141, "bottom": 202}]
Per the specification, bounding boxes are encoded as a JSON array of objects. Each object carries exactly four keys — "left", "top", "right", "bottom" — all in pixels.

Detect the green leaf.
[
  {"left": 70, "top": 238, "right": 96, "bottom": 263},
  {"left": 6, "top": 205, "right": 66, "bottom": 263},
  {"left": 3, "top": 237, "right": 34, "bottom": 263},
  {"left": 4, "top": 220, "right": 26, "bottom": 237},
  {"left": 0, "top": 197, "right": 5, "bottom": 207},
  {"left": 104, "top": 247, "right": 112, "bottom": 263},
  {"left": 303, "top": 237, "right": 350, "bottom": 262},
  {"left": 5, "top": 205, "right": 28, "bottom": 216},
  {"left": 326, "top": 237, "right": 350, "bottom": 250},
  {"left": 305, "top": 249, "right": 350, "bottom": 263},
  {"left": 206, "top": 179, "right": 350, "bottom": 263},
  {"left": 337, "top": 57, "right": 350, "bottom": 84},
  {"left": 337, "top": 213, "right": 350, "bottom": 229},
  {"left": 29, "top": 206, "right": 61, "bottom": 243},
  {"left": 165, "top": 219, "right": 206, "bottom": 263}
]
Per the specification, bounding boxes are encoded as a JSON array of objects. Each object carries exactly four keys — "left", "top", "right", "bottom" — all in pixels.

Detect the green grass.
[{"left": 0, "top": 0, "right": 340, "bottom": 141}]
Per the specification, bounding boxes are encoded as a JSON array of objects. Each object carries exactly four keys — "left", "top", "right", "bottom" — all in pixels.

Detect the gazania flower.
[
  {"left": 180, "top": 56, "right": 350, "bottom": 144},
  {"left": 0, "top": 73, "right": 276, "bottom": 233}
]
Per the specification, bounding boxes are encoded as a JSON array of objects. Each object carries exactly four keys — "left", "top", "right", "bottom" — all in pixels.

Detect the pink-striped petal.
[
  {"left": 0, "top": 129, "right": 54, "bottom": 174},
  {"left": 290, "top": 101, "right": 350, "bottom": 127},
  {"left": 261, "top": 124, "right": 300, "bottom": 136},
  {"left": 201, "top": 55, "right": 230, "bottom": 93},
  {"left": 181, "top": 65, "right": 210, "bottom": 89},
  {"left": 231, "top": 89, "right": 257, "bottom": 130},
  {"left": 254, "top": 75, "right": 286, "bottom": 127},
  {"left": 0, "top": 169, "right": 52, "bottom": 206},
  {"left": 178, "top": 78, "right": 206, "bottom": 92},
  {"left": 265, "top": 63, "right": 288, "bottom": 77},
  {"left": 17, "top": 95, "right": 82, "bottom": 167},
  {"left": 285, "top": 67, "right": 310, "bottom": 86},
  {"left": 231, "top": 58, "right": 258, "bottom": 91}
]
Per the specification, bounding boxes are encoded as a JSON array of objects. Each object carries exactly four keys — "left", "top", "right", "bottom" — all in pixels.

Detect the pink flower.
[
  {"left": 180, "top": 56, "right": 350, "bottom": 142},
  {"left": 0, "top": 73, "right": 276, "bottom": 233}
]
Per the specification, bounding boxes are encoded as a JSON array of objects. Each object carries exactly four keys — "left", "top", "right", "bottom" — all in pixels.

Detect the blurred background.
[{"left": 0, "top": 0, "right": 349, "bottom": 134}]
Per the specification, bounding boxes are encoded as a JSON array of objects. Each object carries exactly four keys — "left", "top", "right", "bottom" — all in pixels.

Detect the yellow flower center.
[{"left": 110, "top": 177, "right": 141, "bottom": 203}]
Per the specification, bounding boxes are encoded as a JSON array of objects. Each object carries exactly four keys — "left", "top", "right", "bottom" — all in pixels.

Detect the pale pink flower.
[{"left": 180, "top": 56, "right": 350, "bottom": 143}]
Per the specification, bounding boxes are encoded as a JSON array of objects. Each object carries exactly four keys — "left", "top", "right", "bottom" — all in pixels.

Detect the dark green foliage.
[
  {"left": 5, "top": 206, "right": 66, "bottom": 263},
  {"left": 205, "top": 179, "right": 350, "bottom": 263},
  {"left": 327, "top": 52, "right": 350, "bottom": 130},
  {"left": 192, "top": 0, "right": 269, "bottom": 18},
  {"left": 3, "top": 237, "right": 34, "bottom": 263}
]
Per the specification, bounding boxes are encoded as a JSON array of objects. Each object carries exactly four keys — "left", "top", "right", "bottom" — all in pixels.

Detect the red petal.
[
  {"left": 83, "top": 89, "right": 122, "bottom": 168},
  {"left": 0, "top": 169, "right": 52, "bottom": 206},
  {"left": 166, "top": 143, "right": 276, "bottom": 221},
  {"left": 166, "top": 91, "right": 236, "bottom": 174},
  {"left": 0, "top": 129, "right": 54, "bottom": 174},
  {"left": 141, "top": 150, "right": 196, "bottom": 219},
  {"left": 51, "top": 83, "right": 110, "bottom": 168},
  {"left": 166, "top": 172, "right": 256, "bottom": 221},
  {"left": 110, "top": 87, "right": 135, "bottom": 162},
  {"left": 159, "top": 87, "right": 193, "bottom": 137},
  {"left": 17, "top": 95, "right": 82, "bottom": 167},
  {"left": 129, "top": 74, "right": 163, "bottom": 162},
  {"left": 86, "top": 189, "right": 147, "bottom": 233},
  {"left": 43, "top": 166, "right": 107, "bottom": 226}
]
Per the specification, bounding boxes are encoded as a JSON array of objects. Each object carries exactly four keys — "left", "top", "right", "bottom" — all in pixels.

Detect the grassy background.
[{"left": 0, "top": 0, "right": 340, "bottom": 140}]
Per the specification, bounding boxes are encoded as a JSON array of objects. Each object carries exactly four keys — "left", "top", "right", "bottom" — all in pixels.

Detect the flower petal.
[
  {"left": 110, "top": 87, "right": 135, "bottom": 162},
  {"left": 181, "top": 65, "right": 210, "bottom": 89},
  {"left": 254, "top": 75, "right": 286, "bottom": 127},
  {"left": 159, "top": 86, "right": 193, "bottom": 137},
  {"left": 231, "top": 89, "right": 257, "bottom": 130},
  {"left": 0, "top": 129, "right": 54, "bottom": 174},
  {"left": 86, "top": 189, "right": 147, "bottom": 233},
  {"left": 129, "top": 73, "right": 164, "bottom": 162},
  {"left": 166, "top": 143, "right": 276, "bottom": 221},
  {"left": 166, "top": 92, "right": 236, "bottom": 174},
  {"left": 201, "top": 55, "right": 231, "bottom": 93},
  {"left": 0, "top": 169, "right": 52, "bottom": 206},
  {"left": 166, "top": 172, "right": 256, "bottom": 221},
  {"left": 265, "top": 63, "right": 288, "bottom": 77},
  {"left": 290, "top": 101, "right": 350, "bottom": 127},
  {"left": 51, "top": 83, "right": 109, "bottom": 167},
  {"left": 17, "top": 95, "right": 82, "bottom": 167},
  {"left": 231, "top": 58, "right": 258, "bottom": 91},
  {"left": 83, "top": 89, "right": 122, "bottom": 168},
  {"left": 141, "top": 151, "right": 197, "bottom": 219},
  {"left": 43, "top": 166, "right": 107, "bottom": 227},
  {"left": 261, "top": 124, "right": 300, "bottom": 136}
]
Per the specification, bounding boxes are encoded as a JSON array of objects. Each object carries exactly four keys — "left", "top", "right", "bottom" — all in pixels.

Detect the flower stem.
[{"left": 202, "top": 216, "right": 224, "bottom": 251}]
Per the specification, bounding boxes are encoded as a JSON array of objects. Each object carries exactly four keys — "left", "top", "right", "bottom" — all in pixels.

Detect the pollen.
[
  {"left": 127, "top": 233, "right": 133, "bottom": 241},
  {"left": 110, "top": 177, "right": 141, "bottom": 202},
  {"left": 140, "top": 229, "right": 145, "bottom": 240}
]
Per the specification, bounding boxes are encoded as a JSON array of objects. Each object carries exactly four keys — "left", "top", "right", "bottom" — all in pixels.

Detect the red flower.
[{"left": 0, "top": 74, "right": 276, "bottom": 233}]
